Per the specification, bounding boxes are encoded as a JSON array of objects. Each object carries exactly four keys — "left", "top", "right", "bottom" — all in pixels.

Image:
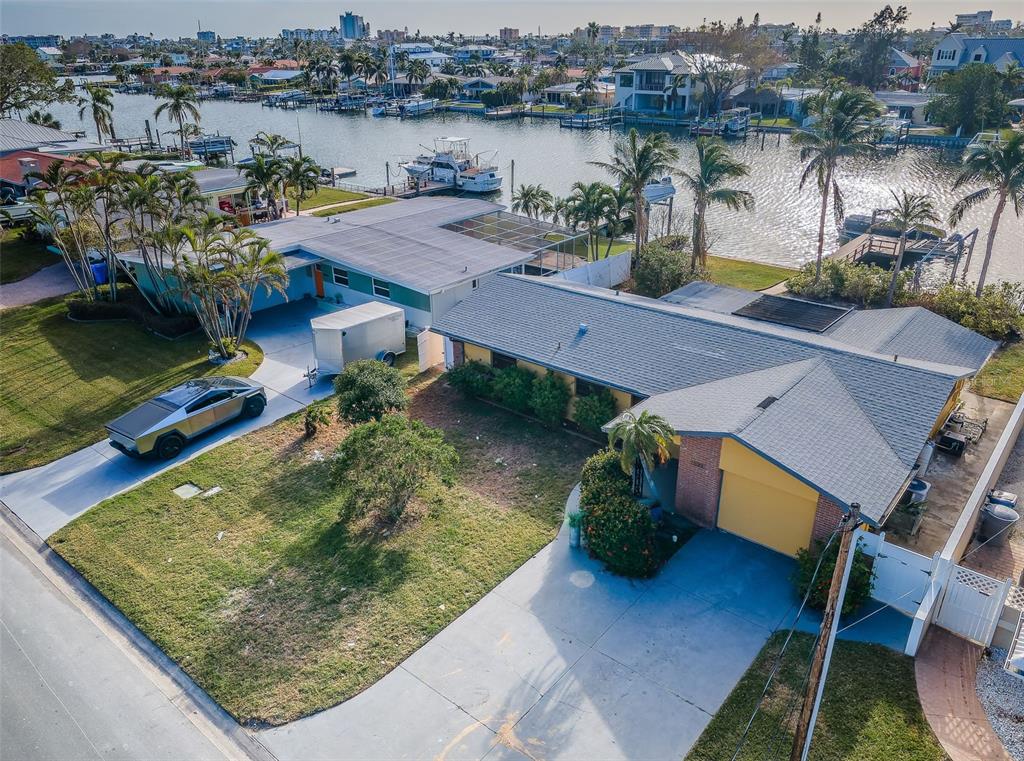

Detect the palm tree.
[
  {"left": 338, "top": 49, "right": 359, "bottom": 92},
  {"left": 575, "top": 68, "right": 599, "bottom": 107},
  {"left": 406, "top": 59, "right": 431, "bottom": 90},
  {"left": 154, "top": 84, "right": 201, "bottom": 159},
  {"left": 511, "top": 183, "right": 554, "bottom": 219},
  {"left": 676, "top": 138, "right": 755, "bottom": 271},
  {"left": 590, "top": 128, "right": 680, "bottom": 261},
  {"left": 601, "top": 184, "right": 634, "bottom": 258},
  {"left": 549, "top": 196, "right": 571, "bottom": 226},
  {"left": 880, "top": 190, "right": 939, "bottom": 306},
  {"left": 567, "top": 181, "right": 612, "bottom": 260},
  {"left": 948, "top": 132, "right": 1024, "bottom": 296},
  {"left": 606, "top": 410, "right": 675, "bottom": 495},
  {"left": 250, "top": 131, "right": 293, "bottom": 158},
  {"left": 791, "top": 88, "right": 881, "bottom": 283},
  {"left": 26, "top": 110, "right": 61, "bottom": 129},
  {"left": 243, "top": 154, "right": 284, "bottom": 219},
  {"left": 78, "top": 83, "right": 115, "bottom": 143},
  {"left": 586, "top": 21, "right": 600, "bottom": 49},
  {"left": 227, "top": 228, "right": 288, "bottom": 348},
  {"left": 279, "top": 155, "right": 321, "bottom": 213},
  {"left": 663, "top": 74, "right": 687, "bottom": 113}
]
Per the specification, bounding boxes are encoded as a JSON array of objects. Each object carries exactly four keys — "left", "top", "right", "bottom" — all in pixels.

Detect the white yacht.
[{"left": 399, "top": 137, "right": 503, "bottom": 193}]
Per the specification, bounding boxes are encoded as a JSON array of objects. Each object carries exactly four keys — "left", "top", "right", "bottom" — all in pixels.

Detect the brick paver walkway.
[{"left": 915, "top": 628, "right": 1011, "bottom": 761}]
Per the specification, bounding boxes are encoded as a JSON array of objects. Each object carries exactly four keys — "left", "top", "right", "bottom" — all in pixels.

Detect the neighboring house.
[
  {"left": 250, "top": 69, "right": 304, "bottom": 86},
  {"left": 0, "top": 119, "right": 104, "bottom": 157},
  {"left": 121, "top": 197, "right": 588, "bottom": 327},
  {"left": 391, "top": 42, "right": 451, "bottom": 70},
  {"left": 930, "top": 33, "right": 1024, "bottom": 77},
  {"left": 189, "top": 166, "right": 251, "bottom": 218},
  {"left": 887, "top": 47, "right": 923, "bottom": 82},
  {"left": 432, "top": 276, "right": 995, "bottom": 558},
  {"left": 0, "top": 150, "right": 92, "bottom": 200},
  {"left": 761, "top": 61, "right": 801, "bottom": 81},
  {"left": 541, "top": 81, "right": 615, "bottom": 106},
  {"left": 144, "top": 66, "right": 195, "bottom": 85},
  {"left": 35, "top": 46, "right": 63, "bottom": 64},
  {"left": 613, "top": 51, "right": 723, "bottom": 115},
  {"left": 454, "top": 45, "right": 497, "bottom": 62},
  {"left": 874, "top": 90, "right": 935, "bottom": 124},
  {"left": 459, "top": 76, "right": 513, "bottom": 100}
]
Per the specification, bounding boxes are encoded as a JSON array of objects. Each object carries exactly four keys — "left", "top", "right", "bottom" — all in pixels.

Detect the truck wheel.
[
  {"left": 156, "top": 433, "right": 186, "bottom": 460},
  {"left": 242, "top": 395, "right": 266, "bottom": 418}
]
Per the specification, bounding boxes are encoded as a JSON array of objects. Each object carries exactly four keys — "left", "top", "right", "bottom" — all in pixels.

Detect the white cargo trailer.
[{"left": 310, "top": 302, "right": 407, "bottom": 376}]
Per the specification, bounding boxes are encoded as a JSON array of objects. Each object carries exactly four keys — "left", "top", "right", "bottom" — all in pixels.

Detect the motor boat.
[
  {"left": 642, "top": 177, "right": 676, "bottom": 204},
  {"left": 720, "top": 107, "right": 751, "bottom": 137},
  {"left": 399, "top": 137, "right": 502, "bottom": 193}
]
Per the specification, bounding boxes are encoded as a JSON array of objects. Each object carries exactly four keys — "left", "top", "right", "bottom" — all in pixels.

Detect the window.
[
  {"left": 973, "top": 53, "right": 983, "bottom": 61},
  {"left": 618, "top": 73, "right": 634, "bottom": 88},
  {"left": 491, "top": 352, "right": 517, "bottom": 370},
  {"left": 332, "top": 267, "right": 349, "bottom": 286},
  {"left": 471, "top": 279, "right": 479, "bottom": 289},
  {"left": 937, "top": 48, "right": 956, "bottom": 61},
  {"left": 186, "top": 390, "right": 233, "bottom": 413},
  {"left": 574, "top": 378, "right": 603, "bottom": 397},
  {"left": 372, "top": 279, "right": 391, "bottom": 298}
]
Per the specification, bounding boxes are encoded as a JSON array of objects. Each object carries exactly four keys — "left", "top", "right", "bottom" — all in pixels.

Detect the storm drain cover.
[{"left": 173, "top": 483, "right": 203, "bottom": 500}]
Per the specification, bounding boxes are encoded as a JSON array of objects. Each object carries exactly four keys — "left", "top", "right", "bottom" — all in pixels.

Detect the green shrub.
[
  {"left": 303, "top": 402, "right": 333, "bottom": 439},
  {"left": 492, "top": 365, "right": 535, "bottom": 412},
  {"left": 909, "top": 281, "right": 1023, "bottom": 340},
  {"left": 634, "top": 239, "right": 704, "bottom": 297},
  {"left": 332, "top": 415, "right": 458, "bottom": 524},
  {"left": 787, "top": 259, "right": 905, "bottom": 307},
  {"left": 573, "top": 389, "right": 618, "bottom": 436},
  {"left": 65, "top": 284, "right": 199, "bottom": 336},
  {"left": 793, "top": 537, "right": 874, "bottom": 616},
  {"left": 444, "top": 360, "right": 494, "bottom": 398},
  {"left": 334, "top": 359, "right": 408, "bottom": 423},
  {"left": 579, "top": 449, "right": 658, "bottom": 577},
  {"left": 529, "top": 371, "right": 571, "bottom": 426}
]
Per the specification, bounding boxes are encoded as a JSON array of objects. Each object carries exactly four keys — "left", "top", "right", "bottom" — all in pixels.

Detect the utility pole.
[
  {"left": 790, "top": 504, "right": 860, "bottom": 761},
  {"left": 510, "top": 158, "right": 515, "bottom": 193}
]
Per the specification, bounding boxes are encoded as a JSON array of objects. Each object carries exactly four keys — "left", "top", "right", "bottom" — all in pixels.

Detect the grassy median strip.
[
  {"left": 687, "top": 631, "right": 944, "bottom": 761},
  {"left": 49, "top": 377, "right": 595, "bottom": 725},
  {"left": 310, "top": 197, "right": 397, "bottom": 217},
  {"left": 0, "top": 298, "right": 262, "bottom": 473}
]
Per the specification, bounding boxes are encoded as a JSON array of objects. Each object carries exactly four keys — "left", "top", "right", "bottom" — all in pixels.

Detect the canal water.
[{"left": 46, "top": 92, "right": 1022, "bottom": 285}]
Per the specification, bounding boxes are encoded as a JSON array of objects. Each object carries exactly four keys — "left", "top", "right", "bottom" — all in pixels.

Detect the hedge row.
[{"left": 66, "top": 285, "right": 199, "bottom": 337}]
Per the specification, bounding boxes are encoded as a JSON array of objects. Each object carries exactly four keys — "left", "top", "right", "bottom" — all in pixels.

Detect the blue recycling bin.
[{"left": 90, "top": 261, "right": 108, "bottom": 285}]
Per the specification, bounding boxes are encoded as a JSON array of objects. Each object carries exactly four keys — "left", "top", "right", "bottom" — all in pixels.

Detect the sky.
[{"left": 1, "top": 0, "right": 1020, "bottom": 39}]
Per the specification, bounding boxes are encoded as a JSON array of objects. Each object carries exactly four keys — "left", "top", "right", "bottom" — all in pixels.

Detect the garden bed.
[{"left": 49, "top": 376, "right": 595, "bottom": 724}]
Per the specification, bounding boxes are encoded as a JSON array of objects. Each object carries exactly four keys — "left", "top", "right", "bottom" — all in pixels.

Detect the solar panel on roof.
[{"left": 732, "top": 295, "right": 851, "bottom": 332}]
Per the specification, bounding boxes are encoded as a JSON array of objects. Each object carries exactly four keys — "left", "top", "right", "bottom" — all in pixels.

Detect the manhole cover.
[{"left": 173, "top": 483, "right": 202, "bottom": 499}]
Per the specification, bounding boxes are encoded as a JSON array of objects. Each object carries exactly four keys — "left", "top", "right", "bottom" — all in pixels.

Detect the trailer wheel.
[{"left": 376, "top": 350, "right": 397, "bottom": 367}]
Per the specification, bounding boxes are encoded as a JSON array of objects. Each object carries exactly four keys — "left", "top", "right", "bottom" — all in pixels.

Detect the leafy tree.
[
  {"left": 153, "top": 84, "right": 201, "bottom": 158},
  {"left": 334, "top": 360, "right": 409, "bottom": 423},
  {"left": 844, "top": 5, "right": 910, "bottom": 89},
  {"left": 606, "top": 410, "right": 674, "bottom": 494},
  {"left": 0, "top": 43, "right": 75, "bottom": 115},
  {"left": 908, "top": 281, "right": 1023, "bottom": 340},
  {"left": 927, "top": 64, "right": 1009, "bottom": 135},
  {"left": 794, "top": 539, "right": 874, "bottom": 616},
  {"left": 590, "top": 129, "right": 680, "bottom": 260},
  {"left": 792, "top": 88, "right": 881, "bottom": 283},
  {"left": 78, "top": 84, "right": 116, "bottom": 144},
  {"left": 332, "top": 415, "right": 457, "bottom": 524},
  {"left": 633, "top": 238, "right": 703, "bottom": 297},
  {"left": 878, "top": 190, "right": 939, "bottom": 306},
  {"left": 676, "top": 138, "right": 754, "bottom": 271},
  {"left": 949, "top": 132, "right": 1024, "bottom": 296}
]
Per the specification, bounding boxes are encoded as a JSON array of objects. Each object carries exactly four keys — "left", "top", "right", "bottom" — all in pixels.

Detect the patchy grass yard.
[
  {"left": 289, "top": 186, "right": 368, "bottom": 209},
  {"left": 708, "top": 255, "right": 795, "bottom": 291},
  {"left": 311, "top": 197, "right": 396, "bottom": 217},
  {"left": 687, "top": 631, "right": 945, "bottom": 761},
  {"left": 49, "top": 375, "right": 595, "bottom": 725},
  {"left": 1, "top": 227, "right": 56, "bottom": 284},
  {"left": 0, "top": 298, "right": 263, "bottom": 473},
  {"left": 973, "top": 341, "right": 1024, "bottom": 403}
]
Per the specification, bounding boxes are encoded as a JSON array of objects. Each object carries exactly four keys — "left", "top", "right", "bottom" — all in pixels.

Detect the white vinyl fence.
[{"left": 553, "top": 252, "right": 631, "bottom": 289}]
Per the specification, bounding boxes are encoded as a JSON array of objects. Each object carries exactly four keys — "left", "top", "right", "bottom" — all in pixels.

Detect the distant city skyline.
[{"left": 1, "top": 0, "right": 1020, "bottom": 39}]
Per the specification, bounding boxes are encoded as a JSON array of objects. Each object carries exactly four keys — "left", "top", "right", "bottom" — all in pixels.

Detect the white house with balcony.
[
  {"left": 613, "top": 51, "right": 719, "bottom": 116},
  {"left": 929, "top": 33, "right": 1024, "bottom": 77}
]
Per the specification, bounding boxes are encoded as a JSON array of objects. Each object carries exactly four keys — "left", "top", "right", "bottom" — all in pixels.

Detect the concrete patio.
[
  {"left": 260, "top": 526, "right": 912, "bottom": 761},
  {"left": 0, "top": 299, "right": 336, "bottom": 538}
]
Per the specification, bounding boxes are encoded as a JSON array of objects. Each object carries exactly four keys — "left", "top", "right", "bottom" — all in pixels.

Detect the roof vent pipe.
[{"left": 578, "top": 323, "right": 588, "bottom": 335}]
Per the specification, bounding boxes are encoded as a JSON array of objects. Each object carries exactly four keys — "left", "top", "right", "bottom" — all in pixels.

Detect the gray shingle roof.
[{"left": 433, "top": 274, "right": 987, "bottom": 523}]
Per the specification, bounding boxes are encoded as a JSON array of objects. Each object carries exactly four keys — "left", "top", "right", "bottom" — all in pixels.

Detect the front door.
[{"left": 313, "top": 266, "right": 325, "bottom": 298}]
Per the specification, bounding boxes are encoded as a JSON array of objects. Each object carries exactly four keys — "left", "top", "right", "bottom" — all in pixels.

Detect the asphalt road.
[{"left": 0, "top": 530, "right": 227, "bottom": 761}]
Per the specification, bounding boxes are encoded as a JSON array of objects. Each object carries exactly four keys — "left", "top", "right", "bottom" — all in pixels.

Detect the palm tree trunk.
[
  {"left": 813, "top": 166, "right": 833, "bottom": 284},
  {"left": 975, "top": 191, "right": 1006, "bottom": 297},
  {"left": 632, "top": 190, "right": 645, "bottom": 264},
  {"left": 884, "top": 232, "right": 907, "bottom": 308}
]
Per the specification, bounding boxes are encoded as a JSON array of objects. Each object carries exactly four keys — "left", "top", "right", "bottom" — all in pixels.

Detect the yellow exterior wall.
[
  {"left": 930, "top": 378, "right": 967, "bottom": 438},
  {"left": 464, "top": 343, "right": 491, "bottom": 364},
  {"left": 717, "top": 439, "right": 819, "bottom": 557},
  {"left": 610, "top": 389, "right": 633, "bottom": 413}
]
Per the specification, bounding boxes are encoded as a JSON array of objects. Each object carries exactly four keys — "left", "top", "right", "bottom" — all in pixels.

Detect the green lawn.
[
  {"left": 1, "top": 227, "right": 56, "bottom": 284},
  {"left": 687, "top": 632, "right": 945, "bottom": 761},
  {"left": 752, "top": 117, "right": 798, "bottom": 128},
  {"left": 973, "top": 341, "right": 1024, "bottom": 403},
  {"left": 0, "top": 298, "right": 263, "bottom": 473},
  {"left": 50, "top": 375, "right": 595, "bottom": 724},
  {"left": 289, "top": 186, "right": 368, "bottom": 209},
  {"left": 310, "top": 197, "right": 397, "bottom": 217},
  {"left": 707, "top": 255, "right": 795, "bottom": 291}
]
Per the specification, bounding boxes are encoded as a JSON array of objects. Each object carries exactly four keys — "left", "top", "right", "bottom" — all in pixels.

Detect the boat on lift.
[
  {"left": 399, "top": 137, "right": 503, "bottom": 193},
  {"left": 720, "top": 107, "right": 751, "bottom": 137}
]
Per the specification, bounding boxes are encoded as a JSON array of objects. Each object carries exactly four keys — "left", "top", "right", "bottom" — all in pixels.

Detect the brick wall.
[
  {"left": 811, "top": 494, "right": 846, "bottom": 543},
  {"left": 451, "top": 340, "right": 464, "bottom": 366},
  {"left": 675, "top": 436, "right": 722, "bottom": 527}
]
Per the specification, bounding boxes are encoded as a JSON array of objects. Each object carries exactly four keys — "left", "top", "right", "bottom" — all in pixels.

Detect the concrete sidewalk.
[
  {"left": 0, "top": 263, "right": 77, "bottom": 310},
  {"left": 0, "top": 300, "right": 335, "bottom": 538}
]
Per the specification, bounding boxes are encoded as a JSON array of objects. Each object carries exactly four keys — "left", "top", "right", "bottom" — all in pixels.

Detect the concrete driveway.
[
  {"left": 261, "top": 529, "right": 800, "bottom": 761},
  {"left": 0, "top": 300, "right": 336, "bottom": 539}
]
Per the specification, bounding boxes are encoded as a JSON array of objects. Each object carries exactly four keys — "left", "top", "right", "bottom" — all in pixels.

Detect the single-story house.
[
  {"left": 459, "top": 76, "right": 514, "bottom": 100},
  {"left": 541, "top": 81, "right": 615, "bottom": 106},
  {"left": 0, "top": 119, "right": 104, "bottom": 157},
  {"left": 432, "top": 276, "right": 996, "bottom": 558},
  {"left": 251, "top": 69, "right": 304, "bottom": 86},
  {"left": 122, "top": 197, "right": 588, "bottom": 327},
  {"left": 144, "top": 66, "right": 195, "bottom": 85},
  {"left": 0, "top": 150, "right": 93, "bottom": 200}
]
